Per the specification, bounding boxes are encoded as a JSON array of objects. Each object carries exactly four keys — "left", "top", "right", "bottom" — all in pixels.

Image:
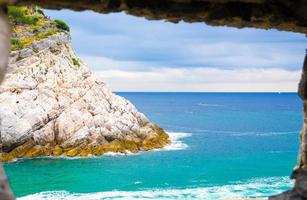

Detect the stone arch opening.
[{"left": 0, "top": 1, "right": 306, "bottom": 199}]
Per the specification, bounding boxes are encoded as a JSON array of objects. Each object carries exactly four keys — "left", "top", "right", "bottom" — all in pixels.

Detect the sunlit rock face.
[
  {"left": 0, "top": 31, "right": 170, "bottom": 162},
  {"left": 4, "top": 0, "right": 307, "bottom": 34}
]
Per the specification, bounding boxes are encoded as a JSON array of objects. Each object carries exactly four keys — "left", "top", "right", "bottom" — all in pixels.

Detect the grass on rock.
[{"left": 8, "top": 6, "right": 70, "bottom": 51}]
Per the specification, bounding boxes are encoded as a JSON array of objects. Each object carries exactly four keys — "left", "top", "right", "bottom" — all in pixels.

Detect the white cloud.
[
  {"left": 45, "top": 9, "right": 306, "bottom": 92},
  {"left": 93, "top": 67, "right": 301, "bottom": 92},
  {"left": 182, "top": 42, "right": 305, "bottom": 69},
  {"left": 64, "top": 12, "right": 306, "bottom": 71},
  {"left": 80, "top": 55, "right": 156, "bottom": 71},
  {"left": 81, "top": 55, "right": 301, "bottom": 92}
]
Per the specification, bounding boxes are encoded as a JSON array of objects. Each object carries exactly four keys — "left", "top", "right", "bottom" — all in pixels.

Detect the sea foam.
[
  {"left": 52, "top": 132, "right": 191, "bottom": 158},
  {"left": 18, "top": 176, "right": 292, "bottom": 200},
  {"left": 156, "top": 132, "right": 192, "bottom": 151},
  {"left": 103, "top": 132, "right": 192, "bottom": 156},
  {"left": 98, "top": 132, "right": 192, "bottom": 156}
]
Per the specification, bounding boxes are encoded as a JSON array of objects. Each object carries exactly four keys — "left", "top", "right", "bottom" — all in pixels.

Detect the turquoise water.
[{"left": 5, "top": 93, "right": 302, "bottom": 199}]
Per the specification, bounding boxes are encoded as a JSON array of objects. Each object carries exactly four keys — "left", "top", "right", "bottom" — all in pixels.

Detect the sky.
[{"left": 45, "top": 9, "right": 307, "bottom": 92}]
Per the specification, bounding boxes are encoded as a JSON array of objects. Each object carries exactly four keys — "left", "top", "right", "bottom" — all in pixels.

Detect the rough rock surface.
[
  {"left": 269, "top": 53, "right": 307, "bottom": 200},
  {"left": 0, "top": 31, "right": 170, "bottom": 162},
  {"left": 4, "top": 0, "right": 307, "bottom": 34}
]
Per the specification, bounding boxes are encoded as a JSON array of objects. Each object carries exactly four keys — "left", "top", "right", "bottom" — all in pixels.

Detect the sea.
[{"left": 4, "top": 92, "right": 302, "bottom": 199}]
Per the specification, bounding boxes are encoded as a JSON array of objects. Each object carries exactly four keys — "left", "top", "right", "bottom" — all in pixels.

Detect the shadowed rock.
[
  {"left": 0, "top": 6, "right": 15, "bottom": 200},
  {"left": 3, "top": 0, "right": 307, "bottom": 34},
  {"left": 0, "top": 6, "right": 10, "bottom": 83}
]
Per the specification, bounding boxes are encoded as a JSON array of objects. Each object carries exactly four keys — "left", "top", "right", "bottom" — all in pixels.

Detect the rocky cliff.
[{"left": 0, "top": 7, "right": 170, "bottom": 162}]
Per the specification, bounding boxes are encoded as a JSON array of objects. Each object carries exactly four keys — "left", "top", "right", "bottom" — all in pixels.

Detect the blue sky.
[{"left": 46, "top": 9, "right": 307, "bottom": 92}]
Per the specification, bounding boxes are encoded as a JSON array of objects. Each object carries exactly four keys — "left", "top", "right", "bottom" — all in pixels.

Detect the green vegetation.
[
  {"left": 72, "top": 58, "right": 81, "bottom": 68},
  {"left": 8, "top": 6, "right": 40, "bottom": 26},
  {"left": 10, "top": 38, "right": 22, "bottom": 51},
  {"left": 54, "top": 19, "right": 70, "bottom": 32},
  {"left": 8, "top": 6, "right": 70, "bottom": 51},
  {"left": 36, "top": 29, "right": 59, "bottom": 40},
  {"left": 10, "top": 37, "right": 35, "bottom": 51},
  {"left": 10, "top": 38, "right": 20, "bottom": 46},
  {"left": 32, "top": 28, "right": 39, "bottom": 34}
]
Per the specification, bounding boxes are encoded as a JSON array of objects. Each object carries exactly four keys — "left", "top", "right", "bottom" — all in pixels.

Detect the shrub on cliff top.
[{"left": 54, "top": 19, "right": 70, "bottom": 32}]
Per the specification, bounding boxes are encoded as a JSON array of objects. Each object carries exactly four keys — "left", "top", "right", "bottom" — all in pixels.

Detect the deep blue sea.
[{"left": 5, "top": 93, "right": 302, "bottom": 199}]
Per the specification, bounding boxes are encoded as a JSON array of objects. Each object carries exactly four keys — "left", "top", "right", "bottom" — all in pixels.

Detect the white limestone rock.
[{"left": 0, "top": 32, "right": 167, "bottom": 153}]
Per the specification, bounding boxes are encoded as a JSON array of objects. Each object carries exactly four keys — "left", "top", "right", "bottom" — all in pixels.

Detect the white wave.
[
  {"left": 103, "top": 150, "right": 140, "bottom": 157},
  {"left": 47, "top": 132, "right": 191, "bottom": 159},
  {"left": 155, "top": 132, "right": 192, "bottom": 151},
  {"left": 230, "top": 131, "right": 298, "bottom": 137},
  {"left": 90, "top": 132, "right": 191, "bottom": 155},
  {"left": 2, "top": 131, "right": 191, "bottom": 163},
  {"left": 25, "top": 151, "right": 139, "bottom": 160},
  {"left": 198, "top": 103, "right": 223, "bottom": 107},
  {"left": 18, "top": 176, "right": 292, "bottom": 200},
  {"left": 268, "top": 150, "right": 296, "bottom": 154},
  {"left": 103, "top": 152, "right": 126, "bottom": 156},
  {"left": 193, "top": 129, "right": 298, "bottom": 137}
]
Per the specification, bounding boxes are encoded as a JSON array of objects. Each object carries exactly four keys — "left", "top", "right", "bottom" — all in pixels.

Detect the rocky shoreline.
[
  {"left": 0, "top": 30, "right": 170, "bottom": 162},
  {"left": 0, "top": 125, "right": 169, "bottom": 162}
]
